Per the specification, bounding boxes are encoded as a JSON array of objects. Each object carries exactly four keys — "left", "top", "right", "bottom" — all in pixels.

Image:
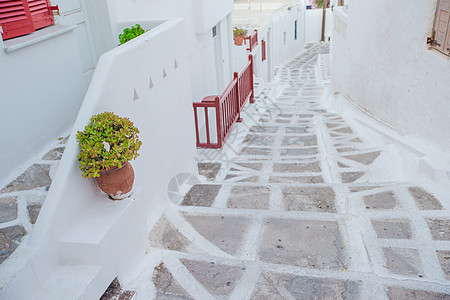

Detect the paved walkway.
[{"left": 122, "top": 43, "right": 450, "bottom": 299}]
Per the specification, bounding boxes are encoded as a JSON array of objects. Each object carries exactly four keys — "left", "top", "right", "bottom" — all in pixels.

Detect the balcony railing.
[
  {"left": 193, "top": 55, "right": 255, "bottom": 149},
  {"left": 245, "top": 30, "right": 258, "bottom": 52}
]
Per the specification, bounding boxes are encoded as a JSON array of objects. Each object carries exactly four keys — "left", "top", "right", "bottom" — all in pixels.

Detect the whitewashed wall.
[
  {"left": 304, "top": 8, "right": 333, "bottom": 44},
  {"left": 0, "top": 28, "right": 86, "bottom": 187},
  {"left": 112, "top": 0, "right": 234, "bottom": 101},
  {"left": 332, "top": 2, "right": 450, "bottom": 150},
  {"left": 272, "top": 4, "right": 306, "bottom": 67},
  {"left": 0, "top": 19, "right": 197, "bottom": 299}
]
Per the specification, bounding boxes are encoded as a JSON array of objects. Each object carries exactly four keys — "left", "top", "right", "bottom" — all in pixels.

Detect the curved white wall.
[{"left": 332, "top": 2, "right": 450, "bottom": 150}]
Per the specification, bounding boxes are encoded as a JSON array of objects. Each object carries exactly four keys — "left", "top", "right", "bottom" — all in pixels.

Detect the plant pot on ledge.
[
  {"left": 96, "top": 161, "right": 135, "bottom": 200},
  {"left": 234, "top": 35, "right": 244, "bottom": 46},
  {"left": 77, "top": 112, "right": 142, "bottom": 200},
  {"left": 233, "top": 27, "right": 248, "bottom": 46}
]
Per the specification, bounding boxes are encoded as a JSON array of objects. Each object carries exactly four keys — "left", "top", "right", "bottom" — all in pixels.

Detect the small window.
[
  {"left": 212, "top": 26, "right": 217, "bottom": 38},
  {"left": 428, "top": 0, "right": 450, "bottom": 56},
  {"left": 295, "top": 20, "right": 298, "bottom": 40},
  {"left": 283, "top": 31, "right": 286, "bottom": 44}
]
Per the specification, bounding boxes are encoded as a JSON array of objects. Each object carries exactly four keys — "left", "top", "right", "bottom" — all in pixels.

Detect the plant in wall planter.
[
  {"left": 77, "top": 112, "right": 142, "bottom": 200},
  {"left": 233, "top": 27, "right": 248, "bottom": 46},
  {"left": 118, "top": 24, "right": 146, "bottom": 45}
]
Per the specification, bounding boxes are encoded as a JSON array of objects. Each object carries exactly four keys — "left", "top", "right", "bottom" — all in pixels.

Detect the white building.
[{"left": 332, "top": 1, "right": 450, "bottom": 163}]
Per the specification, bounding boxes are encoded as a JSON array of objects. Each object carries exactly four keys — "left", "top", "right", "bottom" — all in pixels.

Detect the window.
[
  {"left": 295, "top": 20, "right": 297, "bottom": 40},
  {"left": 0, "top": 0, "right": 56, "bottom": 40},
  {"left": 212, "top": 25, "right": 217, "bottom": 38},
  {"left": 428, "top": 0, "right": 450, "bottom": 56}
]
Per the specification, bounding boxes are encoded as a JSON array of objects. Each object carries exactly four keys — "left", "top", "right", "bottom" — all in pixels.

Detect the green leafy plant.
[
  {"left": 118, "top": 24, "right": 146, "bottom": 45},
  {"left": 76, "top": 112, "right": 142, "bottom": 178},
  {"left": 314, "top": 0, "right": 330, "bottom": 8},
  {"left": 233, "top": 27, "right": 248, "bottom": 37}
]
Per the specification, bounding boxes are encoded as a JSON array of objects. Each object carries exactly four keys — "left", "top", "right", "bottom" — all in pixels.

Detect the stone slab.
[
  {"left": 240, "top": 148, "right": 272, "bottom": 156},
  {"left": 387, "top": 286, "right": 449, "bottom": 300},
  {"left": 408, "top": 187, "right": 443, "bottom": 210},
  {"left": 153, "top": 262, "right": 192, "bottom": 299},
  {"left": 273, "top": 162, "right": 321, "bottom": 173},
  {"left": 280, "top": 148, "right": 319, "bottom": 156},
  {"left": 198, "top": 163, "right": 221, "bottom": 181},
  {"left": 383, "top": 247, "right": 423, "bottom": 276},
  {"left": 183, "top": 213, "right": 251, "bottom": 256},
  {"left": 282, "top": 135, "right": 317, "bottom": 147},
  {"left": 181, "top": 259, "right": 243, "bottom": 297},
  {"left": 426, "top": 219, "right": 450, "bottom": 241},
  {"left": 42, "top": 147, "right": 65, "bottom": 160},
  {"left": 371, "top": 219, "right": 413, "bottom": 239},
  {"left": 100, "top": 278, "right": 135, "bottom": 300},
  {"left": 227, "top": 186, "right": 270, "bottom": 210},
  {"left": 364, "top": 191, "right": 398, "bottom": 210},
  {"left": 0, "top": 225, "right": 26, "bottom": 264},
  {"left": 243, "top": 135, "right": 274, "bottom": 146},
  {"left": 0, "top": 196, "right": 18, "bottom": 223},
  {"left": 250, "top": 126, "right": 278, "bottom": 133},
  {"left": 281, "top": 186, "right": 336, "bottom": 212},
  {"left": 269, "top": 176, "right": 324, "bottom": 184},
  {"left": 1, "top": 164, "right": 51, "bottom": 193},
  {"left": 341, "top": 172, "right": 365, "bottom": 183},
  {"left": 257, "top": 218, "right": 345, "bottom": 269},
  {"left": 181, "top": 185, "right": 221, "bottom": 207},
  {"left": 27, "top": 202, "right": 42, "bottom": 224},
  {"left": 344, "top": 151, "right": 381, "bottom": 165},
  {"left": 251, "top": 272, "right": 360, "bottom": 300},
  {"left": 149, "top": 216, "right": 203, "bottom": 253},
  {"left": 436, "top": 250, "right": 450, "bottom": 280}
]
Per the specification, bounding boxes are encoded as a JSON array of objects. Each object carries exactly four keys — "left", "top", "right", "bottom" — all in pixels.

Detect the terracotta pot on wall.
[
  {"left": 96, "top": 161, "right": 135, "bottom": 200},
  {"left": 234, "top": 36, "right": 244, "bottom": 46}
]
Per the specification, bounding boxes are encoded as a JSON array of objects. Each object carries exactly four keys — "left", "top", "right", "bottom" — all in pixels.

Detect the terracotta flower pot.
[
  {"left": 234, "top": 36, "right": 244, "bottom": 46},
  {"left": 96, "top": 161, "right": 135, "bottom": 200}
]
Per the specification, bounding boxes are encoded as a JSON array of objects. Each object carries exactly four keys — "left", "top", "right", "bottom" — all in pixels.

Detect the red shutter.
[
  {"left": 27, "top": 0, "right": 53, "bottom": 30},
  {"left": 0, "top": 0, "right": 53, "bottom": 40},
  {"left": 261, "top": 40, "right": 266, "bottom": 61},
  {"left": 0, "top": 0, "right": 34, "bottom": 40},
  {"left": 434, "top": 0, "right": 450, "bottom": 54}
]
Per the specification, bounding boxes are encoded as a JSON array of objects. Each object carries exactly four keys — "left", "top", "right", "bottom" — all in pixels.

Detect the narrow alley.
[{"left": 112, "top": 43, "right": 450, "bottom": 299}]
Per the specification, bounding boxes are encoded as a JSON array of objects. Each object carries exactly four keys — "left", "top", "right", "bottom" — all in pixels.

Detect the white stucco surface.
[
  {"left": 0, "top": 19, "right": 197, "bottom": 299},
  {"left": 332, "top": 2, "right": 450, "bottom": 150},
  {"left": 304, "top": 8, "right": 333, "bottom": 44},
  {"left": 0, "top": 28, "right": 86, "bottom": 187}
]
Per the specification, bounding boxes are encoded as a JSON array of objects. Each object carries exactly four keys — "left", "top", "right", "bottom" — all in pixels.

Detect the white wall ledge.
[{"left": 3, "top": 25, "right": 77, "bottom": 53}]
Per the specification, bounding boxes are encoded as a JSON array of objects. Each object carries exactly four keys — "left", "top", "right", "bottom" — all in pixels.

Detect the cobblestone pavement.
[
  {"left": 0, "top": 137, "right": 68, "bottom": 264},
  {"left": 124, "top": 42, "right": 450, "bottom": 299}
]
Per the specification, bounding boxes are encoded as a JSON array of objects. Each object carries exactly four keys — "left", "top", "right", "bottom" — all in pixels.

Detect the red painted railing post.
[
  {"left": 234, "top": 72, "right": 242, "bottom": 123},
  {"left": 215, "top": 96, "right": 223, "bottom": 148},
  {"left": 249, "top": 54, "right": 255, "bottom": 103}
]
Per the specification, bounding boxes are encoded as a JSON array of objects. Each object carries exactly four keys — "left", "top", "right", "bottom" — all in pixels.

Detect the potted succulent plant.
[
  {"left": 233, "top": 27, "right": 248, "bottom": 46},
  {"left": 76, "top": 112, "right": 142, "bottom": 200}
]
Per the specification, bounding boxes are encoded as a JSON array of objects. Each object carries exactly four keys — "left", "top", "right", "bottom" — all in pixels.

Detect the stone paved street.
[{"left": 122, "top": 42, "right": 450, "bottom": 299}]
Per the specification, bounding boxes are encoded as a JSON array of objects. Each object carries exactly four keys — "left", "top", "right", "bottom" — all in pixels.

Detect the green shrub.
[
  {"left": 233, "top": 27, "right": 248, "bottom": 37},
  {"left": 76, "top": 112, "right": 142, "bottom": 178},
  {"left": 118, "top": 24, "right": 146, "bottom": 45}
]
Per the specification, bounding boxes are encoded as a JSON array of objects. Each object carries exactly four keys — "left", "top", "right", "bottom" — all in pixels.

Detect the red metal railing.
[
  {"left": 193, "top": 55, "right": 255, "bottom": 149},
  {"left": 245, "top": 30, "right": 258, "bottom": 52}
]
